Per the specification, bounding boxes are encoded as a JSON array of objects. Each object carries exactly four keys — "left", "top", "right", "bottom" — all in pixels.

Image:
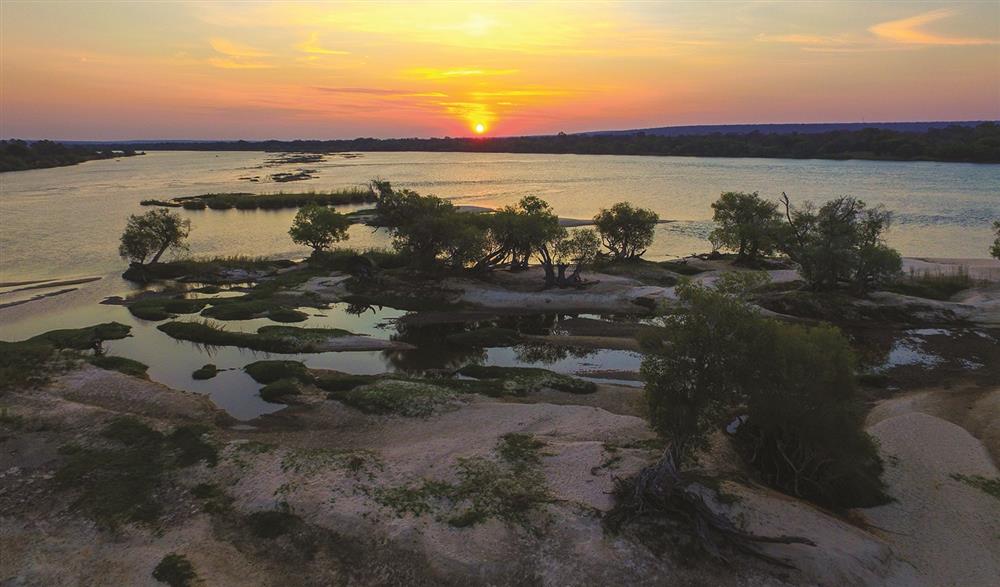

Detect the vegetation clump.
[
  {"left": 259, "top": 379, "right": 301, "bottom": 403},
  {"left": 246, "top": 509, "right": 302, "bottom": 539},
  {"left": 157, "top": 321, "right": 352, "bottom": 353},
  {"left": 128, "top": 297, "right": 208, "bottom": 321},
  {"left": 992, "top": 220, "right": 1000, "bottom": 259},
  {"left": 244, "top": 360, "right": 313, "bottom": 384},
  {"left": 369, "top": 433, "right": 551, "bottom": 532},
  {"left": 54, "top": 417, "right": 217, "bottom": 528},
  {"left": 593, "top": 202, "right": 660, "bottom": 261},
  {"left": 950, "top": 473, "right": 1000, "bottom": 501},
  {"left": 328, "top": 379, "right": 458, "bottom": 416},
  {"left": 0, "top": 139, "right": 138, "bottom": 172},
  {"left": 28, "top": 322, "right": 131, "bottom": 350},
  {"left": 313, "top": 372, "right": 376, "bottom": 392},
  {"left": 458, "top": 365, "right": 597, "bottom": 394},
  {"left": 884, "top": 268, "right": 977, "bottom": 300},
  {"left": 88, "top": 355, "right": 149, "bottom": 378},
  {"left": 445, "top": 327, "right": 521, "bottom": 347},
  {"left": 0, "top": 323, "right": 132, "bottom": 392},
  {"left": 166, "top": 189, "right": 374, "bottom": 211},
  {"left": 192, "top": 364, "right": 218, "bottom": 380},
  {"left": 152, "top": 553, "right": 197, "bottom": 587}
]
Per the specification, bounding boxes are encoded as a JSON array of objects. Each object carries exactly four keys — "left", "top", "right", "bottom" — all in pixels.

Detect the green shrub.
[
  {"left": 709, "top": 191, "right": 782, "bottom": 263},
  {"left": 593, "top": 202, "right": 659, "bottom": 261},
  {"left": 152, "top": 553, "right": 197, "bottom": 587},
  {"left": 88, "top": 355, "right": 149, "bottom": 378}
]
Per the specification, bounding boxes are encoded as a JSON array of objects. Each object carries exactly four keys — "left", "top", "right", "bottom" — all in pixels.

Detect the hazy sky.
[{"left": 2, "top": 0, "right": 998, "bottom": 140}]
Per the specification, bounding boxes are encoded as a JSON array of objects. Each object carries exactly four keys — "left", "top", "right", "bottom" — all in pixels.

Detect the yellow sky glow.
[{"left": 1, "top": 1, "right": 997, "bottom": 140}]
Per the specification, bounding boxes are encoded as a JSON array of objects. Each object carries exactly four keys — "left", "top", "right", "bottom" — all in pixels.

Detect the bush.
[
  {"left": 779, "top": 195, "right": 901, "bottom": 293},
  {"left": 192, "top": 364, "right": 218, "bottom": 380},
  {"left": 152, "top": 553, "right": 197, "bottom": 587},
  {"left": 593, "top": 202, "right": 659, "bottom": 260},
  {"left": 991, "top": 220, "right": 999, "bottom": 259},
  {"left": 883, "top": 268, "right": 976, "bottom": 300},
  {"left": 709, "top": 191, "right": 782, "bottom": 263},
  {"left": 642, "top": 283, "right": 886, "bottom": 508},
  {"left": 119, "top": 209, "right": 191, "bottom": 265}
]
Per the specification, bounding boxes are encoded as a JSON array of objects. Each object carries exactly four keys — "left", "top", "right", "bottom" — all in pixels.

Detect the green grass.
[
  {"left": 259, "top": 379, "right": 301, "bottom": 403},
  {"left": 244, "top": 360, "right": 312, "bottom": 384},
  {"left": 190, "top": 482, "right": 233, "bottom": 514},
  {"left": 192, "top": 364, "right": 218, "bottom": 380},
  {"left": 157, "top": 321, "right": 297, "bottom": 353},
  {"left": 152, "top": 553, "right": 197, "bottom": 587},
  {"left": 951, "top": 473, "right": 1000, "bottom": 501},
  {"left": 313, "top": 372, "right": 377, "bottom": 392},
  {"left": 884, "top": 269, "right": 978, "bottom": 300},
  {"left": 256, "top": 324, "right": 353, "bottom": 341},
  {"left": 457, "top": 365, "right": 597, "bottom": 394},
  {"left": 54, "top": 418, "right": 217, "bottom": 528},
  {"left": 88, "top": 355, "right": 149, "bottom": 378},
  {"left": 329, "top": 379, "right": 458, "bottom": 416},
  {"left": 169, "top": 189, "right": 375, "bottom": 211},
  {"left": 27, "top": 322, "right": 131, "bottom": 350}
]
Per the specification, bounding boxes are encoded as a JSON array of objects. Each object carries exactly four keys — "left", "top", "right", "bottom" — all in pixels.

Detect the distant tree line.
[
  {"left": 0, "top": 139, "right": 140, "bottom": 172},
  {"left": 93, "top": 122, "right": 1000, "bottom": 163}
]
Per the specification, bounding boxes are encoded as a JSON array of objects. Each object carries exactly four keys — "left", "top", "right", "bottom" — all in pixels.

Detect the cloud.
[
  {"left": 405, "top": 67, "right": 519, "bottom": 80},
  {"left": 314, "top": 87, "right": 445, "bottom": 97},
  {"left": 870, "top": 9, "right": 999, "bottom": 46},
  {"left": 297, "top": 32, "right": 350, "bottom": 55},
  {"left": 209, "top": 38, "right": 272, "bottom": 57},
  {"left": 756, "top": 33, "right": 853, "bottom": 46},
  {"left": 207, "top": 57, "right": 274, "bottom": 70}
]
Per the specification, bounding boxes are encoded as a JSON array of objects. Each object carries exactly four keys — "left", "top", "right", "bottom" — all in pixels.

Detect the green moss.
[
  {"left": 457, "top": 365, "right": 596, "bottom": 394},
  {"left": 445, "top": 327, "right": 521, "bottom": 347},
  {"left": 244, "top": 360, "right": 312, "bottom": 384},
  {"left": 55, "top": 417, "right": 217, "bottom": 528},
  {"left": 88, "top": 355, "right": 149, "bottom": 379},
  {"left": 259, "top": 379, "right": 301, "bottom": 403},
  {"left": 329, "top": 379, "right": 458, "bottom": 416},
  {"left": 314, "top": 372, "right": 376, "bottom": 392},
  {"left": 152, "top": 553, "right": 197, "bottom": 587},
  {"left": 192, "top": 364, "right": 218, "bottom": 380}
]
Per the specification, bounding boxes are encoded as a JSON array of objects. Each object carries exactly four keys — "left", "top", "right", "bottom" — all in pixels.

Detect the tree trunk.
[{"left": 149, "top": 241, "right": 171, "bottom": 265}]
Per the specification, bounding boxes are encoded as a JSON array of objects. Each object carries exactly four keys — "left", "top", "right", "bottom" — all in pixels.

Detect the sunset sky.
[{"left": 2, "top": 1, "right": 998, "bottom": 140}]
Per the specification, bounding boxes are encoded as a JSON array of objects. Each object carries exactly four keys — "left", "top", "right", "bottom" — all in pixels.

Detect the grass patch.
[
  {"left": 192, "top": 363, "right": 218, "bottom": 380},
  {"left": 88, "top": 355, "right": 149, "bottom": 379},
  {"left": 152, "top": 553, "right": 197, "bottom": 587},
  {"left": 368, "top": 434, "right": 551, "bottom": 532},
  {"left": 54, "top": 417, "right": 217, "bottom": 528},
  {"left": 951, "top": 473, "right": 1000, "bottom": 501},
  {"left": 171, "top": 189, "right": 375, "bottom": 211},
  {"left": 458, "top": 365, "right": 597, "bottom": 394},
  {"left": 329, "top": 379, "right": 458, "bottom": 416},
  {"left": 313, "top": 372, "right": 376, "bottom": 392},
  {"left": 594, "top": 258, "right": 682, "bottom": 286},
  {"left": 659, "top": 260, "right": 706, "bottom": 276},
  {"left": 190, "top": 482, "right": 233, "bottom": 514},
  {"left": 128, "top": 297, "right": 208, "bottom": 321},
  {"left": 259, "top": 379, "right": 301, "bottom": 403},
  {"left": 884, "top": 269, "right": 978, "bottom": 300},
  {"left": 27, "top": 322, "right": 131, "bottom": 350},
  {"left": 244, "top": 360, "right": 312, "bottom": 384},
  {"left": 445, "top": 327, "right": 521, "bottom": 347},
  {"left": 267, "top": 308, "right": 309, "bottom": 323},
  {"left": 158, "top": 320, "right": 354, "bottom": 353}
]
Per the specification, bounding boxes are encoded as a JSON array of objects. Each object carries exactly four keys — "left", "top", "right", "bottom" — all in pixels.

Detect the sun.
[{"left": 474, "top": 122, "right": 486, "bottom": 134}]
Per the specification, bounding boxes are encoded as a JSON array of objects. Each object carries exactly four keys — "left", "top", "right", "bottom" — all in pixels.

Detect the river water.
[{"left": 1, "top": 151, "right": 996, "bottom": 419}]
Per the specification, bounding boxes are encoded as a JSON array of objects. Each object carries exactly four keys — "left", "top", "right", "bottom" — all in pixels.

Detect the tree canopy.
[
  {"left": 593, "top": 202, "right": 659, "bottom": 261},
  {"left": 288, "top": 204, "right": 351, "bottom": 254},
  {"left": 709, "top": 191, "right": 782, "bottom": 264},
  {"left": 119, "top": 209, "right": 191, "bottom": 265}
]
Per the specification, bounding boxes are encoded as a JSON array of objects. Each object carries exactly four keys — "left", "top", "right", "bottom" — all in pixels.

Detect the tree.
[
  {"left": 593, "top": 202, "right": 659, "bottom": 261},
  {"left": 991, "top": 220, "right": 1000, "bottom": 259},
  {"left": 119, "top": 209, "right": 191, "bottom": 265},
  {"left": 552, "top": 228, "right": 601, "bottom": 285},
  {"left": 708, "top": 191, "right": 782, "bottom": 264},
  {"left": 779, "top": 194, "right": 901, "bottom": 293},
  {"left": 288, "top": 204, "right": 351, "bottom": 254}
]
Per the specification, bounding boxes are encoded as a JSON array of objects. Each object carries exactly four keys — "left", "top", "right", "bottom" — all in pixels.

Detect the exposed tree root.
[{"left": 605, "top": 450, "right": 815, "bottom": 568}]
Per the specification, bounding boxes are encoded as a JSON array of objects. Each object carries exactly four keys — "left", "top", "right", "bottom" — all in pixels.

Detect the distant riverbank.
[{"left": 0, "top": 139, "right": 142, "bottom": 173}]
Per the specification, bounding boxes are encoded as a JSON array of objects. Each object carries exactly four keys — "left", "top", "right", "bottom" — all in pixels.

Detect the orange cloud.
[
  {"left": 870, "top": 9, "right": 999, "bottom": 46},
  {"left": 296, "top": 32, "right": 349, "bottom": 55}
]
